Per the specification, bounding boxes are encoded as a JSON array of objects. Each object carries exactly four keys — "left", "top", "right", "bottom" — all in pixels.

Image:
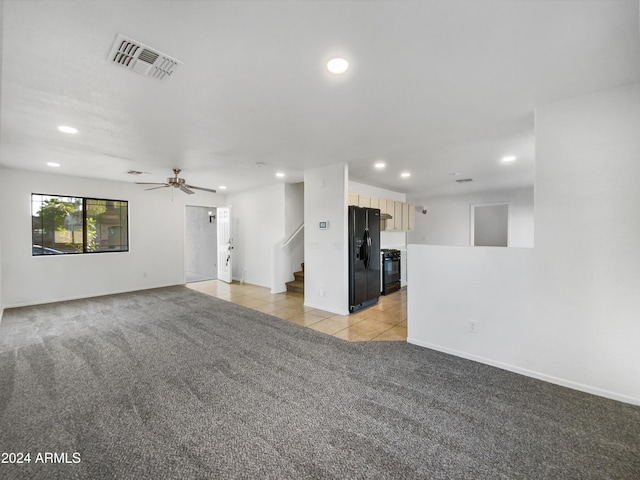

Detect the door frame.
[
  {"left": 184, "top": 205, "right": 218, "bottom": 283},
  {"left": 217, "top": 205, "right": 233, "bottom": 283}
]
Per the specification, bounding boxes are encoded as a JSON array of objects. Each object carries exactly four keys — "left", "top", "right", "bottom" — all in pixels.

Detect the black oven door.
[{"left": 382, "top": 253, "right": 401, "bottom": 294}]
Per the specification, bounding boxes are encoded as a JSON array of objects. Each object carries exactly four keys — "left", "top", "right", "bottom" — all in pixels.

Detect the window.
[{"left": 32, "top": 194, "right": 129, "bottom": 255}]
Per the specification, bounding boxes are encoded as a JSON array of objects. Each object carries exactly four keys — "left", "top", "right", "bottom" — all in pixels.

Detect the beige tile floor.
[{"left": 187, "top": 280, "right": 407, "bottom": 342}]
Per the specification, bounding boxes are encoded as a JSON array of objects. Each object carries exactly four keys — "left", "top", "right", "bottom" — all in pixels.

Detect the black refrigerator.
[{"left": 349, "top": 206, "right": 381, "bottom": 312}]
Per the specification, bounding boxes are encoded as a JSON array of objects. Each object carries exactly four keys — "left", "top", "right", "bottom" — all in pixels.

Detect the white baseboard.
[
  {"left": 407, "top": 337, "right": 640, "bottom": 407},
  {"left": 303, "top": 301, "right": 348, "bottom": 317},
  {"left": 2, "top": 283, "right": 184, "bottom": 310}
]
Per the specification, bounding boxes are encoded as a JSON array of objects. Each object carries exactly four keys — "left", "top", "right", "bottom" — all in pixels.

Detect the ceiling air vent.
[
  {"left": 456, "top": 178, "right": 473, "bottom": 183},
  {"left": 108, "top": 34, "right": 181, "bottom": 81}
]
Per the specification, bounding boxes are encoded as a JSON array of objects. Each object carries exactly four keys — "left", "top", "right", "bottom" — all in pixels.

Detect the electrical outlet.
[{"left": 468, "top": 319, "right": 478, "bottom": 334}]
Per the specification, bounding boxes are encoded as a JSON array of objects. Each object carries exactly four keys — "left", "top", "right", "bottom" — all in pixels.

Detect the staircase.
[{"left": 285, "top": 263, "right": 304, "bottom": 294}]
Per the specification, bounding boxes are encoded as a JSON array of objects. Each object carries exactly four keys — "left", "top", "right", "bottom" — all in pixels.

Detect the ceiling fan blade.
[
  {"left": 180, "top": 185, "right": 195, "bottom": 195},
  {"left": 136, "top": 182, "right": 167, "bottom": 185},
  {"left": 186, "top": 185, "right": 217, "bottom": 194},
  {"left": 145, "top": 185, "right": 170, "bottom": 191}
]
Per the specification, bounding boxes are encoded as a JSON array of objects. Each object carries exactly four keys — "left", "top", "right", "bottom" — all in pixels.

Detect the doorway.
[
  {"left": 185, "top": 206, "right": 217, "bottom": 283},
  {"left": 471, "top": 202, "right": 509, "bottom": 247}
]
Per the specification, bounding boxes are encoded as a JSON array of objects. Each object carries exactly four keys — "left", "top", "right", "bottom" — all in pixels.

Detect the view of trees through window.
[{"left": 32, "top": 194, "right": 129, "bottom": 255}]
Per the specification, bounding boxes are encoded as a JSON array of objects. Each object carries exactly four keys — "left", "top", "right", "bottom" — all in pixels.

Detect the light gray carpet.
[{"left": 0, "top": 286, "right": 638, "bottom": 479}]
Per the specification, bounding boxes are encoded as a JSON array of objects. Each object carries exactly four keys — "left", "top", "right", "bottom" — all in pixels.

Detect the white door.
[{"left": 217, "top": 206, "right": 233, "bottom": 283}]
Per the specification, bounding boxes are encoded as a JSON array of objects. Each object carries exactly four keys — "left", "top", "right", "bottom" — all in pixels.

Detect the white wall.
[
  {"left": 349, "top": 180, "right": 407, "bottom": 248},
  {"left": 285, "top": 183, "right": 304, "bottom": 238},
  {"left": 0, "top": 208, "right": 3, "bottom": 321},
  {"left": 0, "top": 168, "right": 224, "bottom": 308},
  {"left": 305, "top": 164, "right": 349, "bottom": 315},
  {"left": 0, "top": 7, "right": 4, "bottom": 320},
  {"left": 226, "top": 183, "right": 285, "bottom": 288},
  {"left": 407, "top": 187, "right": 534, "bottom": 248},
  {"left": 284, "top": 182, "right": 305, "bottom": 277},
  {"left": 408, "top": 83, "right": 640, "bottom": 405}
]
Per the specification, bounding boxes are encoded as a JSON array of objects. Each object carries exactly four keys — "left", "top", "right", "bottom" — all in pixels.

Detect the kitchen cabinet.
[
  {"left": 378, "top": 198, "right": 388, "bottom": 215},
  {"left": 385, "top": 199, "right": 396, "bottom": 231},
  {"left": 358, "top": 195, "right": 371, "bottom": 208},
  {"left": 408, "top": 203, "right": 415, "bottom": 231},
  {"left": 402, "top": 203, "right": 415, "bottom": 231},
  {"left": 348, "top": 193, "right": 415, "bottom": 232},
  {"left": 393, "top": 201, "right": 403, "bottom": 231}
]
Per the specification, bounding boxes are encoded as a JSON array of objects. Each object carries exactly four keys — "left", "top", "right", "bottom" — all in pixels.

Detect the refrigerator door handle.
[
  {"left": 367, "top": 230, "right": 372, "bottom": 269},
  {"left": 363, "top": 229, "right": 369, "bottom": 268}
]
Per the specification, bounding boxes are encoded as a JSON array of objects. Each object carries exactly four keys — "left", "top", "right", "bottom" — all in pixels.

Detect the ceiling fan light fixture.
[{"left": 135, "top": 168, "right": 216, "bottom": 194}]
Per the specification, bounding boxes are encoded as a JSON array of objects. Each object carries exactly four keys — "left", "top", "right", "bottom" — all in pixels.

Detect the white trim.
[
  {"left": 303, "top": 300, "right": 348, "bottom": 317},
  {"left": 1, "top": 283, "right": 184, "bottom": 310},
  {"left": 407, "top": 337, "right": 640, "bottom": 407}
]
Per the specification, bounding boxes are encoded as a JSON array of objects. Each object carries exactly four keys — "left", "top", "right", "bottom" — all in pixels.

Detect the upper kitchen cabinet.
[
  {"left": 402, "top": 202, "right": 415, "bottom": 231},
  {"left": 348, "top": 193, "right": 415, "bottom": 232},
  {"left": 393, "top": 201, "right": 403, "bottom": 231},
  {"left": 358, "top": 195, "right": 371, "bottom": 208}
]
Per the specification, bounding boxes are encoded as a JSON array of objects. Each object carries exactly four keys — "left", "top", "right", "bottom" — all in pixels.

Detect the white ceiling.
[{"left": 1, "top": 0, "right": 638, "bottom": 197}]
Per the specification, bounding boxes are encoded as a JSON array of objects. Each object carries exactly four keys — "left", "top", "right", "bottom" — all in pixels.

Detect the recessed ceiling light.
[
  {"left": 374, "top": 162, "right": 386, "bottom": 169},
  {"left": 58, "top": 125, "right": 78, "bottom": 134},
  {"left": 276, "top": 172, "right": 285, "bottom": 178},
  {"left": 218, "top": 185, "right": 227, "bottom": 190},
  {"left": 502, "top": 155, "right": 517, "bottom": 162},
  {"left": 47, "top": 162, "right": 61, "bottom": 167},
  {"left": 401, "top": 172, "right": 411, "bottom": 178},
  {"left": 327, "top": 57, "right": 349, "bottom": 75},
  {"left": 450, "top": 172, "right": 460, "bottom": 176}
]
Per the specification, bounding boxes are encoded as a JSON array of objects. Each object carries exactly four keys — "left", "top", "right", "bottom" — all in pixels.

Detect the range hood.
[{"left": 380, "top": 213, "right": 393, "bottom": 220}]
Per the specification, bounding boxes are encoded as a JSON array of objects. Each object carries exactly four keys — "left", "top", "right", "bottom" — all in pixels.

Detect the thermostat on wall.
[{"left": 318, "top": 221, "right": 329, "bottom": 230}]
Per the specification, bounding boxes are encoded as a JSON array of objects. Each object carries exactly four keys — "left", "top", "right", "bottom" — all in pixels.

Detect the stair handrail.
[{"left": 282, "top": 223, "right": 304, "bottom": 248}]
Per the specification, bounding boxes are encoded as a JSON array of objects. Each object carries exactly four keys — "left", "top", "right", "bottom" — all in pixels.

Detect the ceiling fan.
[{"left": 135, "top": 168, "right": 216, "bottom": 195}]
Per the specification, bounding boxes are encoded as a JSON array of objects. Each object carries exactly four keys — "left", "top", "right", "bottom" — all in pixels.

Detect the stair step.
[
  {"left": 286, "top": 280, "right": 304, "bottom": 294},
  {"left": 293, "top": 270, "right": 304, "bottom": 280}
]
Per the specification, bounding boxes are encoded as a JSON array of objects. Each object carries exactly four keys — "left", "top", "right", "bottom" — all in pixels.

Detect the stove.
[{"left": 380, "top": 249, "right": 401, "bottom": 295}]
